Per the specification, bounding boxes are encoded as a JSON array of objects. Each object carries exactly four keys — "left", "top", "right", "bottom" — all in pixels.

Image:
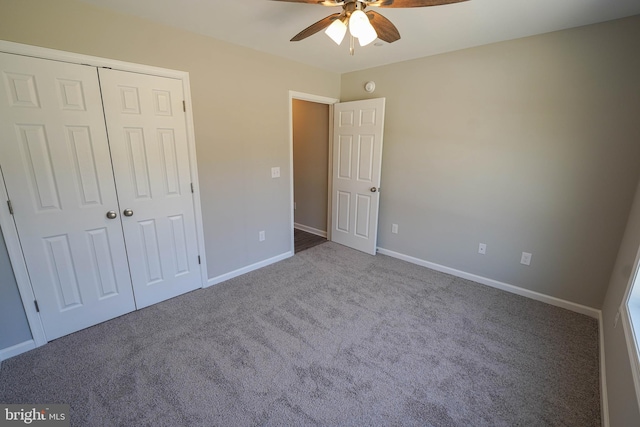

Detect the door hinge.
[
  {"left": 7, "top": 200, "right": 13, "bottom": 215},
  {"left": 183, "top": 101, "right": 186, "bottom": 112},
  {"left": 191, "top": 183, "right": 194, "bottom": 194},
  {"left": 34, "top": 300, "right": 40, "bottom": 313},
  {"left": 198, "top": 255, "right": 201, "bottom": 265}
]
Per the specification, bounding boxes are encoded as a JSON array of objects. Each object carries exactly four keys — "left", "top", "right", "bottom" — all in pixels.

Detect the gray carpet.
[{"left": 0, "top": 242, "right": 600, "bottom": 426}]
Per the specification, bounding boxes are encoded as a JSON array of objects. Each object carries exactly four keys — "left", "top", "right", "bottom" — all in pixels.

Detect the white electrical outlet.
[
  {"left": 271, "top": 167, "right": 280, "bottom": 178},
  {"left": 392, "top": 224, "right": 399, "bottom": 234},
  {"left": 478, "top": 243, "right": 486, "bottom": 255},
  {"left": 520, "top": 252, "right": 532, "bottom": 266},
  {"left": 615, "top": 310, "right": 621, "bottom": 328},
  {"left": 294, "top": 202, "right": 297, "bottom": 210},
  {"left": 259, "top": 230, "right": 265, "bottom": 241}
]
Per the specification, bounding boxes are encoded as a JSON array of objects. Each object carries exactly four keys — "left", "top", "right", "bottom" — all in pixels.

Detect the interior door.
[
  {"left": 0, "top": 53, "right": 136, "bottom": 341},
  {"left": 98, "top": 69, "right": 201, "bottom": 309},
  {"left": 331, "top": 98, "right": 385, "bottom": 255}
]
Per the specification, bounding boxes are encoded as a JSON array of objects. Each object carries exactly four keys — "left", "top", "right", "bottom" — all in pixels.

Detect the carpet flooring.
[{"left": 0, "top": 242, "right": 600, "bottom": 426}]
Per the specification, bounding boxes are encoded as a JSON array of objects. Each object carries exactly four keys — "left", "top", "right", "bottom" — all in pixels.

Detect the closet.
[{"left": 0, "top": 52, "right": 202, "bottom": 341}]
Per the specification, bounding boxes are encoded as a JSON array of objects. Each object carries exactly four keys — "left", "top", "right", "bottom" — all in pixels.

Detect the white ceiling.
[{"left": 79, "top": 0, "right": 640, "bottom": 74}]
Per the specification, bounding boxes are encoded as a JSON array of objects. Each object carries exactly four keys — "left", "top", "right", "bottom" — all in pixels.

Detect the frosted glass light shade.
[
  {"left": 348, "top": 10, "right": 377, "bottom": 47},
  {"left": 348, "top": 10, "right": 369, "bottom": 38},
  {"left": 357, "top": 23, "right": 377, "bottom": 46},
  {"left": 325, "top": 18, "right": 347, "bottom": 45}
]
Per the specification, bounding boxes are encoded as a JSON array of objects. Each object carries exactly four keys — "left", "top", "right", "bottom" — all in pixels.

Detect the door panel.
[
  {"left": 355, "top": 194, "right": 371, "bottom": 238},
  {"left": 0, "top": 53, "right": 136, "bottom": 340},
  {"left": 99, "top": 69, "right": 201, "bottom": 309},
  {"left": 331, "top": 98, "right": 385, "bottom": 255}
]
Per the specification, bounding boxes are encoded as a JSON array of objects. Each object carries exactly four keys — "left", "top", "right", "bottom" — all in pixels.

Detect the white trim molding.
[
  {"left": 0, "top": 340, "right": 36, "bottom": 363},
  {"left": 180, "top": 72, "right": 209, "bottom": 286},
  {"left": 289, "top": 91, "right": 340, "bottom": 105},
  {"left": 376, "top": 247, "right": 600, "bottom": 318},
  {"left": 206, "top": 251, "right": 294, "bottom": 287},
  {"left": 0, "top": 40, "right": 187, "bottom": 79},
  {"left": 0, "top": 167, "right": 47, "bottom": 347},
  {"left": 294, "top": 223, "right": 327, "bottom": 238},
  {"left": 599, "top": 312, "right": 610, "bottom": 427},
  {"left": 619, "top": 242, "right": 640, "bottom": 416},
  {"left": 621, "top": 306, "right": 640, "bottom": 416}
]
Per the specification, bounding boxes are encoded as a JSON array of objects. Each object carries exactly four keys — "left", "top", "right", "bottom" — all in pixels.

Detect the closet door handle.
[
  {"left": 106, "top": 210, "right": 117, "bottom": 219},
  {"left": 123, "top": 209, "right": 134, "bottom": 217}
]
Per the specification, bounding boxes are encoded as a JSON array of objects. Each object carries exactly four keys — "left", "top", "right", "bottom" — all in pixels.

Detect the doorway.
[
  {"left": 289, "top": 92, "right": 339, "bottom": 254},
  {"left": 293, "top": 99, "right": 329, "bottom": 253},
  {"left": 288, "top": 92, "right": 387, "bottom": 256}
]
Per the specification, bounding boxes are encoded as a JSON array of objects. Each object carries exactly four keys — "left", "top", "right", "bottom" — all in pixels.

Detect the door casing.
[
  {"left": 288, "top": 91, "right": 339, "bottom": 254},
  {"left": 0, "top": 40, "right": 208, "bottom": 348}
]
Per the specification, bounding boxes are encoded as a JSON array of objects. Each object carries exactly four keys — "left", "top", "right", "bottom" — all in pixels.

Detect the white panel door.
[
  {"left": 331, "top": 98, "right": 385, "bottom": 255},
  {"left": 98, "top": 69, "right": 201, "bottom": 309},
  {"left": 0, "top": 53, "right": 136, "bottom": 340}
]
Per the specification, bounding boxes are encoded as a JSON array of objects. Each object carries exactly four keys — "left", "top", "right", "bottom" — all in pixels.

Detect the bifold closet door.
[
  {"left": 0, "top": 53, "right": 136, "bottom": 341},
  {"left": 99, "top": 69, "right": 201, "bottom": 309}
]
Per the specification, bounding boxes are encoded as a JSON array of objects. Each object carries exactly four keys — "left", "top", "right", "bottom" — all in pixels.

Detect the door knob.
[
  {"left": 106, "top": 210, "right": 117, "bottom": 219},
  {"left": 123, "top": 209, "right": 134, "bottom": 217},
  {"left": 370, "top": 187, "right": 378, "bottom": 193}
]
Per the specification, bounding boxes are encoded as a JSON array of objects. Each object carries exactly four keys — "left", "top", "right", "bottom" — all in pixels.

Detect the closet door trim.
[{"left": 0, "top": 40, "right": 208, "bottom": 348}]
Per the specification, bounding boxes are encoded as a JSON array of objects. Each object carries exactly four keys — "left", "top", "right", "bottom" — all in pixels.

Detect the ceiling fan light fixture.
[
  {"left": 357, "top": 23, "right": 378, "bottom": 46},
  {"left": 348, "top": 9, "right": 377, "bottom": 47},
  {"left": 325, "top": 18, "right": 347, "bottom": 45},
  {"left": 348, "top": 10, "right": 370, "bottom": 37},
  {"left": 278, "top": 0, "right": 465, "bottom": 54}
]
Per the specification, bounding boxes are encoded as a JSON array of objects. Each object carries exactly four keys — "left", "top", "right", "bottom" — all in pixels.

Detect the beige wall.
[
  {"left": 293, "top": 100, "right": 329, "bottom": 233},
  {"left": 0, "top": 0, "right": 341, "bottom": 279},
  {"left": 341, "top": 15, "right": 640, "bottom": 309},
  {"left": 602, "top": 180, "right": 640, "bottom": 427}
]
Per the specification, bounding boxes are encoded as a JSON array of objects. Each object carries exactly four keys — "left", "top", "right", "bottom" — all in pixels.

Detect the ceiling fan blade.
[
  {"left": 366, "top": 11, "right": 401, "bottom": 43},
  {"left": 366, "top": 0, "right": 469, "bottom": 7},
  {"left": 290, "top": 13, "right": 342, "bottom": 41},
  {"left": 271, "top": 0, "right": 345, "bottom": 6}
]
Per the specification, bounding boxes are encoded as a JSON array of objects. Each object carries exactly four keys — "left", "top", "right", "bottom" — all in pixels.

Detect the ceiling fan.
[{"left": 273, "top": 0, "right": 469, "bottom": 55}]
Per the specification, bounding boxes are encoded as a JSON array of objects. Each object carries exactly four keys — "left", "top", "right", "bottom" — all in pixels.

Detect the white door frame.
[
  {"left": 288, "top": 91, "right": 339, "bottom": 254},
  {"left": 0, "top": 40, "right": 208, "bottom": 347},
  {"left": 0, "top": 165, "right": 46, "bottom": 346}
]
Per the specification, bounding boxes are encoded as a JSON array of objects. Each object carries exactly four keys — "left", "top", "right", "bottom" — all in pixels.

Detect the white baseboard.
[
  {"left": 598, "top": 312, "right": 610, "bottom": 427},
  {"left": 0, "top": 339, "right": 36, "bottom": 363},
  {"left": 294, "top": 223, "right": 327, "bottom": 238},
  {"left": 206, "top": 251, "right": 294, "bottom": 287},
  {"left": 376, "top": 247, "right": 600, "bottom": 319}
]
